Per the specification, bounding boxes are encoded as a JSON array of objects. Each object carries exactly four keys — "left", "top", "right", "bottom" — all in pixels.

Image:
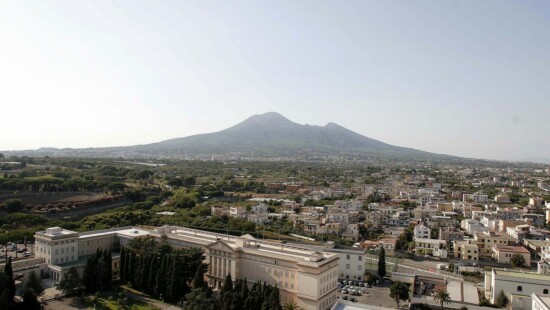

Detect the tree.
[
  {"left": 23, "top": 271, "right": 44, "bottom": 296},
  {"left": 433, "top": 288, "right": 451, "bottom": 310},
  {"left": 193, "top": 266, "right": 206, "bottom": 289},
  {"left": 56, "top": 267, "right": 82, "bottom": 296},
  {"left": 510, "top": 254, "right": 526, "bottom": 268},
  {"left": 496, "top": 290, "right": 509, "bottom": 308},
  {"left": 283, "top": 301, "right": 304, "bottom": 310},
  {"left": 0, "top": 290, "right": 13, "bottom": 310},
  {"left": 20, "top": 288, "right": 41, "bottom": 310},
  {"left": 221, "top": 274, "right": 234, "bottom": 310},
  {"left": 4, "top": 199, "right": 23, "bottom": 213},
  {"left": 184, "top": 288, "right": 216, "bottom": 310},
  {"left": 389, "top": 281, "right": 410, "bottom": 307},
  {"left": 3, "top": 257, "right": 15, "bottom": 301},
  {"left": 378, "top": 246, "right": 386, "bottom": 278},
  {"left": 266, "top": 285, "right": 282, "bottom": 310}
]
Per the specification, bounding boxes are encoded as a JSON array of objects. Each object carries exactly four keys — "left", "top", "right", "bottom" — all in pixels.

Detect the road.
[{"left": 363, "top": 254, "right": 463, "bottom": 281}]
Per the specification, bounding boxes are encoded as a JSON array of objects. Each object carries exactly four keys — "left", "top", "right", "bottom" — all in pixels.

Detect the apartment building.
[
  {"left": 326, "top": 247, "right": 365, "bottom": 281},
  {"left": 414, "top": 238, "right": 447, "bottom": 259},
  {"left": 485, "top": 269, "right": 550, "bottom": 309},
  {"left": 34, "top": 226, "right": 339, "bottom": 310},
  {"left": 229, "top": 206, "right": 247, "bottom": 219},
  {"left": 474, "top": 231, "right": 516, "bottom": 259},
  {"left": 453, "top": 239, "right": 479, "bottom": 261},
  {"left": 413, "top": 224, "right": 430, "bottom": 239},
  {"left": 439, "top": 227, "right": 464, "bottom": 243},
  {"left": 461, "top": 219, "right": 489, "bottom": 235},
  {"left": 492, "top": 244, "right": 531, "bottom": 266},
  {"left": 463, "top": 193, "right": 489, "bottom": 204}
]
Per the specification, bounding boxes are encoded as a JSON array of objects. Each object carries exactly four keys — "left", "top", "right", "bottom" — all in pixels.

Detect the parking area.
[
  {"left": 336, "top": 279, "right": 397, "bottom": 307},
  {"left": 0, "top": 242, "right": 34, "bottom": 261}
]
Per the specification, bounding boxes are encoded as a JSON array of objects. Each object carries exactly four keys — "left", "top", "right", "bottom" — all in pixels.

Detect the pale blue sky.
[{"left": 1, "top": 1, "right": 549, "bottom": 161}]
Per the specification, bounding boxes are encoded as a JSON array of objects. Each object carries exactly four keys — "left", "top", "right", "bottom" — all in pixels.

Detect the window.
[
  {"left": 517, "top": 286, "right": 522, "bottom": 292},
  {"left": 346, "top": 264, "right": 350, "bottom": 269},
  {"left": 544, "top": 289, "right": 548, "bottom": 294},
  {"left": 358, "top": 255, "right": 362, "bottom": 261},
  {"left": 346, "top": 255, "right": 350, "bottom": 260},
  {"left": 358, "top": 265, "right": 362, "bottom": 271}
]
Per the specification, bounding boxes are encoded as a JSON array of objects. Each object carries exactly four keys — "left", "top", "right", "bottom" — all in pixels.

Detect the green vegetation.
[
  {"left": 389, "top": 281, "right": 410, "bottom": 307},
  {"left": 496, "top": 290, "right": 509, "bottom": 308},
  {"left": 378, "top": 246, "right": 386, "bottom": 278},
  {"left": 510, "top": 254, "right": 526, "bottom": 268},
  {"left": 56, "top": 267, "right": 83, "bottom": 296},
  {"left": 83, "top": 249, "right": 113, "bottom": 292},
  {"left": 433, "top": 289, "right": 451, "bottom": 310},
  {"left": 120, "top": 236, "right": 206, "bottom": 303}
]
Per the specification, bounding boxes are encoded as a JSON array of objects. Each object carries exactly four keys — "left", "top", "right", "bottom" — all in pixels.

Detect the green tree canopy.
[
  {"left": 56, "top": 267, "right": 82, "bottom": 296},
  {"left": 389, "top": 281, "right": 410, "bottom": 307},
  {"left": 496, "top": 290, "right": 509, "bottom": 308},
  {"left": 510, "top": 254, "right": 526, "bottom": 268},
  {"left": 378, "top": 246, "right": 386, "bottom": 278},
  {"left": 23, "top": 271, "right": 44, "bottom": 296},
  {"left": 4, "top": 199, "right": 23, "bottom": 213}
]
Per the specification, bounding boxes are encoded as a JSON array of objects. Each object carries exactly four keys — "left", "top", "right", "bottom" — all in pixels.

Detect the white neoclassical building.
[{"left": 33, "top": 225, "right": 339, "bottom": 310}]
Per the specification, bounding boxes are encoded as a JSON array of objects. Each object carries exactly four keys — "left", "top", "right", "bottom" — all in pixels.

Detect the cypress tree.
[
  {"left": 3, "top": 257, "right": 15, "bottom": 301},
  {"left": 126, "top": 251, "right": 134, "bottom": 284},
  {"left": 378, "top": 246, "right": 386, "bottom": 278},
  {"left": 120, "top": 247, "right": 126, "bottom": 283},
  {"left": 21, "top": 288, "right": 41, "bottom": 310},
  {"left": 220, "top": 274, "right": 234, "bottom": 310},
  {"left": 193, "top": 265, "right": 206, "bottom": 289},
  {"left": 147, "top": 255, "right": 159, "bottom": 295},
  {"left": 133, "top": 255, "right": 142, "bottom": 290},
  {"left": 155, "top": 255, "right": 168, "bottom": 297},
  {"left": 103, "top": 250, "right": 112, "bottom": 290},
  {"left": 167, "top": 254, "right": 184, "bottom": 302},
  {"left": 240, "top": 278, "right": 249, "bottom": 303},
  {"left": 0, "top": 290, "right": 13, "bottom": 310},
  {"left": 83, "top": 253, "right": 96, "bottom": 292},
  {"left": 267, "top": 285, "right": 281, "bottom": 310},
  {"left": 23, "top": 271, "right": 44, "bottom": 296}
]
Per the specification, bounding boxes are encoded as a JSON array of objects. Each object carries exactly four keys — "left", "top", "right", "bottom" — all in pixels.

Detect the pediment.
[{"left": 207, "top": 240, "right": 236, "bottom": 253}]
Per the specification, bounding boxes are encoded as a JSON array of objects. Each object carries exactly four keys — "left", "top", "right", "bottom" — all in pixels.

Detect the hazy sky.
[{"left": 1, "top": 1, "right": 549, "bottom": 161}]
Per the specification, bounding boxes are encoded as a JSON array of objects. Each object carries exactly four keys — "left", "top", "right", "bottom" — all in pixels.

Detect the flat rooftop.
[
  {"left": 78, "top": 226, "right": 150, "bottom": 239},
  {"left": 494, "top": 269, "right": 550, "bottom": 281},
  {"left": 534, "top": 294, "right": 550, "bottom": 309},
  {"left": 36, "top": 227, "right": 78, "bottom": 237},
  {"left": 494, "top": 244, "right": 530, "bottom": 253}
]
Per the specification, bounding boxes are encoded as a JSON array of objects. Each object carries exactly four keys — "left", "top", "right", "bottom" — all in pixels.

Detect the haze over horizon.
[{"left": 1, "top": 1, "right": 549, "bottom": 161}]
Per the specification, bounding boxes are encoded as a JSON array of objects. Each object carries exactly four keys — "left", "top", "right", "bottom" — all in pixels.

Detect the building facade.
[{"left": 34, "top": 225, "right": 339, "bottom": 310}]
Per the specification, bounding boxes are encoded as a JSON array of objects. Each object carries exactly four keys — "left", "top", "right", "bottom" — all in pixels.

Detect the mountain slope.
[
  {"left": 139, "top": 112, "right": 445, "bottom": 158},
  {"left": 2, "top": 112, "right": 452, "bottom": 159}
]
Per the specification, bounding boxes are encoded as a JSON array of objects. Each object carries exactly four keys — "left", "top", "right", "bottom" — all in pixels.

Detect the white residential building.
[
  {"left": 326, "top": 247, "right": 366, "bottom": 281},
  {"left": 485, "top": 269, "right": 550, "bottom": 310},
  {"left": 414, "top": 238, "right": 447, "bottom": 258},
  {"left": 414, "top": 224, "right": 431, "bottom": 239}
]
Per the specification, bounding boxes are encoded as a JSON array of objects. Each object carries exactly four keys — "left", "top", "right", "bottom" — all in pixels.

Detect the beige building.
[
  {"left": 492, "top": 244, "right": 531, "bottom": 266},
  {"left": 453, "top": 239, "right": 479, "bottom": 261},
  {"left": 35, "top": 226, "right": 339, "bottom": 310},
  {"left": 474, "top": 231, "right": 516, "bottom": 259}
]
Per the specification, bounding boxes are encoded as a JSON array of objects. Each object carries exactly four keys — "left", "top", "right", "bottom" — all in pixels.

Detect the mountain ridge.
[{"left": 1, "top": 112, "right": 453, "bottom": 160}]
